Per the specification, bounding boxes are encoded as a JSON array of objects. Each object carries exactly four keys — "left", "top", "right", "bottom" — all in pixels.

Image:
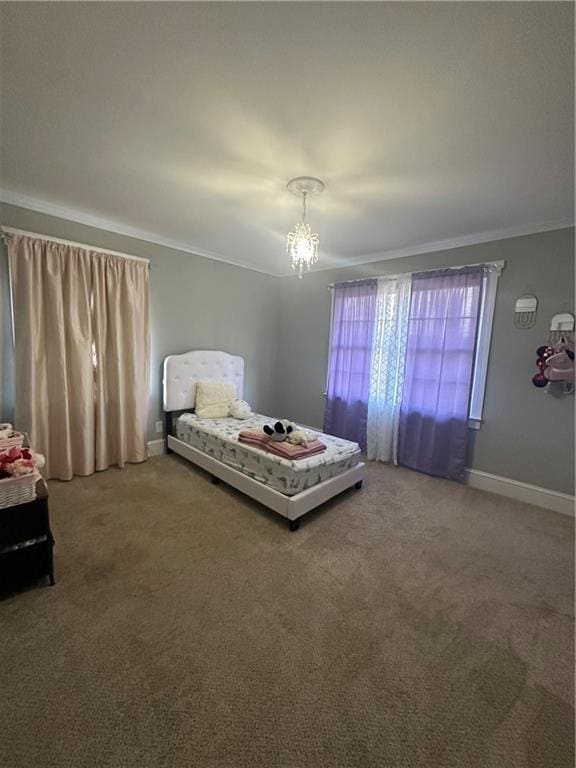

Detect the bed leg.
[
  {"left": 354, "top": 480, "right": 363, "bottom": 490},
  {"left": 211, "top": 475, "right": 220, "bottom": 485},
  {"left": 289, "top": 519, "right": 300, "bottom": 532},
  {"left": 165, "top": 412, "right": 174, "bottom": 453}
]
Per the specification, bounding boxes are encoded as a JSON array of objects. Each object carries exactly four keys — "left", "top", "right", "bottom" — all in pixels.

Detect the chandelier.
[{"left": 286, "top": 176, "right": 325, "bottom": 277}]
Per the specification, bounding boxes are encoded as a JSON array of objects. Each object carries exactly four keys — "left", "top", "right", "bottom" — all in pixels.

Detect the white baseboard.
[
  {"left": 465, "top": 469, "right": 575, "bottom": 517},
  {"left": 147, "top": 439, "right": 165, "bottom": 457}
]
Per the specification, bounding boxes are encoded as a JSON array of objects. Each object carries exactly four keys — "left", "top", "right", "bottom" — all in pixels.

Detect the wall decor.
[{"left": 514, "top": 294, "right": 538, "bottom": 328}]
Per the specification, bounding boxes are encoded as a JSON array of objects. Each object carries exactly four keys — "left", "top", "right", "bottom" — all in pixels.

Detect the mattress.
[{"left": 175, "top": 413, "right": 361, "bottom": 496}]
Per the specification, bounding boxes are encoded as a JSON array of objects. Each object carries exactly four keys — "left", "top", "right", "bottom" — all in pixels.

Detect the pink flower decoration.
[
  {"left": 10, "top": 458, "right": 36, "bottom": 476},
  {"left": 0, "top": 447, "right": 38, "bottom": 477}
]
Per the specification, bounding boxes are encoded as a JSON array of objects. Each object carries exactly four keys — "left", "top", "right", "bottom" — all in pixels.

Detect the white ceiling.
[{"left": 0, "top": 2, "right": 573, "bottom": 275}]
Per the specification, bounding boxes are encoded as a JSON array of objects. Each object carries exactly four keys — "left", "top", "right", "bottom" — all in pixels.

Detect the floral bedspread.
[{"left": 175, "top": 413, "right": 360, "bottom": 497}]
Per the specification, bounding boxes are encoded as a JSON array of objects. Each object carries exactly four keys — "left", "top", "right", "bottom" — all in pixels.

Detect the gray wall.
[
  {"left": 0, "top": 203, "right": 280, "bottom": 440},
  {"left": 278, "top": 228, "right": 575, "bottom": 495},
  {"left": 1, "top": 202, "right": 573, "bottom": 495}
]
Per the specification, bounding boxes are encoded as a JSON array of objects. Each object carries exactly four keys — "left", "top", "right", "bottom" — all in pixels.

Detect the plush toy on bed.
[
  {"left": 263, "top": 421, "right": 292, "bottom": 441},
  {"left": 262, "top": 420, "right": 312, "bottom": 447},
  {"left": 229, "top": 399, "right": 252, "bottom": 420},
  {"left": 286, "top": 429, "right": 311, "bottom": 448}
]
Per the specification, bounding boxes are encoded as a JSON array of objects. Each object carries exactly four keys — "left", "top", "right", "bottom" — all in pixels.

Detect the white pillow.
[{"left": 195, "top": 381, "right": 236, "bottom": 418}]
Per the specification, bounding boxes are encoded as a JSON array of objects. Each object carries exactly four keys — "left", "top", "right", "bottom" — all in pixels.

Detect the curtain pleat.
[
  {"left": 93, "top": 255, "right": 150, "bottom": 469},
  {"left": 9, "top": 236, "right": 95, "bottom": 479}
]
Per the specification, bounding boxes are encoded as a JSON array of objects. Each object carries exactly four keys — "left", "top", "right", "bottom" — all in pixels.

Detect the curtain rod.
[
  {"left": 327, "top": 260, "right": 505, "bottom": 289},
  {"left": 1, "top": 226, "right": 150, "bottom": 265}
]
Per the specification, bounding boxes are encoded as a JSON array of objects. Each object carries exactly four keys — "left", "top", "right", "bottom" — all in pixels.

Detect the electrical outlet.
[{"left": 155, "top": 420, "right": 163, "bottom": 435}]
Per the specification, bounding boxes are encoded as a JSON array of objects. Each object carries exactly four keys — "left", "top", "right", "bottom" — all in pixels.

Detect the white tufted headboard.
[{"left": 163, "top": 350, "right": 245, "bottom": 412}]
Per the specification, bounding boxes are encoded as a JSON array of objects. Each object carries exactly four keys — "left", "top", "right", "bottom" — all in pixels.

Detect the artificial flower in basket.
[{"left": 0, "top": 446, "right": 45, "bottom": 508}]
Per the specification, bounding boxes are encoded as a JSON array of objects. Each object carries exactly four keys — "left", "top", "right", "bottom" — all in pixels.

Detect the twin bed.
[{"left": 163, "top": 350, "right": 365, "bottom": 530}]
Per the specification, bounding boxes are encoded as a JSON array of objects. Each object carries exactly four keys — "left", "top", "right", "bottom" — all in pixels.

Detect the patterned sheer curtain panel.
[{"left": 367, "top": 276, "right": 412, "bottom": 463}]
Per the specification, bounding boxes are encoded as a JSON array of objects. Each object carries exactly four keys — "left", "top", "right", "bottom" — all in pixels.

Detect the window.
[
  {"left": 325, "top": 262, "right": 503, "bottom": 429},
  {"left": 469, "top": 265, "right": 502, "bottom": 425}
]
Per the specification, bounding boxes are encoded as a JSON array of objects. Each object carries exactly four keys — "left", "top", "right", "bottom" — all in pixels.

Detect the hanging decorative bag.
[
  {"left": 532, "top": 335, "right": 575, "bottom": 390},
  {"left": 531, "top": 312, "right": 575, "bottom": 391}
]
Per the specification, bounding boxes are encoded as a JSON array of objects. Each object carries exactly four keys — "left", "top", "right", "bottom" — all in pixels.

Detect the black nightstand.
[{"left": 0, "top": 479, "right": 55, "bottom": 593}]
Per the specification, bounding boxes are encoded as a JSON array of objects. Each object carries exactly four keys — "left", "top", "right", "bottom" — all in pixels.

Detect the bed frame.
[{"left": 163, "top": 350, "right": 365, "bottom": 530}]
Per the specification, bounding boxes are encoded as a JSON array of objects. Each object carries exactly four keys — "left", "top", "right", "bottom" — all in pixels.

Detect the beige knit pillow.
[{"left": 195, "top": 381, "right": 236, "bottom": 418}]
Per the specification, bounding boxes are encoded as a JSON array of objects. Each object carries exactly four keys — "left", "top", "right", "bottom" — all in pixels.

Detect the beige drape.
[
  {"left": 8, "top": 234, "right": 150, "bottom": 480},
  {"left": 92, "top": 254, "right": 150, "bottom": 470}
]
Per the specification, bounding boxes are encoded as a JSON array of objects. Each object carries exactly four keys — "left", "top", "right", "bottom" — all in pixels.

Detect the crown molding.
[
  {"left": 278, "top": 217, "right": 575, "bottom": 277},
  {"left": 0, "top": 189, "right": 277, "bottom": 276},
  {"left": 1, "top": 188, "right": 572, "bottom": 279}
]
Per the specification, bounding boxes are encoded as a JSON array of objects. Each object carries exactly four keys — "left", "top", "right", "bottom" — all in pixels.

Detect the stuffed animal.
[
  {"left": 286, "top": 429, "right": 310, "bottom": 447},
  {"left": 262, "top": 419, "right": 314, "bottom": 447},
  {"left": 263, "top": 421, "right": 293, "bottom": 441},
  {"left": 229, "top": 399, "right": 252, "bottom": 420},
  {"left": 0, "top": 423, "right": 13, "bottom": 439}
]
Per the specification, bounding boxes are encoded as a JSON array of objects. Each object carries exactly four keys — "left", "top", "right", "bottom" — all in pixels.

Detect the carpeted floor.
[{"left": 1, "top": 456, "right": 574, "bottom": 768}]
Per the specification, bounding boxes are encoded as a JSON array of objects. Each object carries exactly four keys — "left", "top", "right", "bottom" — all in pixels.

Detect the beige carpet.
[{"left": 1, "top": 456, "right": 574, "bottom": 768}]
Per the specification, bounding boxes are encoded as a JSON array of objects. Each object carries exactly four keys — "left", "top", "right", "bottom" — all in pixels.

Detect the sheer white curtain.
[{"left": 367, "top": 276, "right": 411, "bottom": 463}]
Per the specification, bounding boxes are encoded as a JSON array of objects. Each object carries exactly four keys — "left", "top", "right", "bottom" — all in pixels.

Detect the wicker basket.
[
  {"left": 0, "top": 471, "right": 40, "bottom": 509},
  {"left": 0, "top": 433, "right": 25, "bottom": 450}
]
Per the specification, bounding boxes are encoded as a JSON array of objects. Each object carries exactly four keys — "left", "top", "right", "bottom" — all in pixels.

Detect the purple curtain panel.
[
  {"left": 323, "top": 279, "right": 377, "bottom": 451},
  {"left": 398, "top": 267, "right": 483, "bottom": 481}
]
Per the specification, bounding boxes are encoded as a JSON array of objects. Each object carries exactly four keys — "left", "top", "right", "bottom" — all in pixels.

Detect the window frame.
[
  {"left": 468, "top": 263, "right": 503, "bottom": 427},
  {"left": 325, "top": 261, "right": 504, "bottom": 428}
]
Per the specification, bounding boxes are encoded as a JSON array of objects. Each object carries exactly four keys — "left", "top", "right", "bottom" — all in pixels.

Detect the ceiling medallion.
[{"left": 286, "top": 176, "right": 325, "bottom": 278}]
